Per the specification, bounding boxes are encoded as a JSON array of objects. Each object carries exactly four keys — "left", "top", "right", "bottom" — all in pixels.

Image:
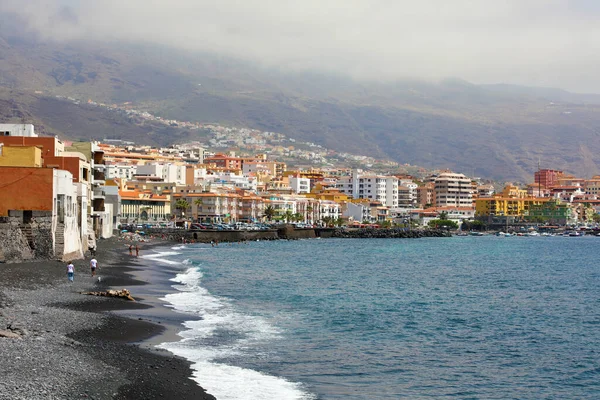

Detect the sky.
[{"left": 2, "top": 0, "right": 600, "bottom": 93}]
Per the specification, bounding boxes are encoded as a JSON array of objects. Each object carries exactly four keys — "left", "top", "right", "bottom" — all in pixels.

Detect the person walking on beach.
[
  {"left": 135, "top": 244, "right": 140, "bottom": 257},
  {"left": 90, "top": 257, "right": 98, "bottom": 277},
  {"left": 66, "top": 262, "right": 75, "bottom": 282}
]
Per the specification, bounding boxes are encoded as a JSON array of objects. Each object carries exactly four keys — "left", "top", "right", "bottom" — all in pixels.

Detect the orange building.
[
  {"left": 0, "top": 167, "right": 54, "bottom": 216},
  {"left": 534, "top": 169, "right": 563, "bottom": 188},
  {"left": 0, "top": 136, "right": 63, "bottom": 164},
  {"left": 204, "top": 154, "right": 242, "bottom": 170}
]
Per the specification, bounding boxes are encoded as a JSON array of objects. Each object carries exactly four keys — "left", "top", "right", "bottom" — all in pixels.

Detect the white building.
[
  {"left": 434, "top": 172, "right": 473, "bottom": 208},
  {"left": 53, "top": 169, "right": 84, "bottom": 260},
  {"left": 337, "top": 170, "right": 398, "bottom": 208},
  {"left": 289, "top": 176, "right": 311, "bottom": 194},
  {"left": 210, "top": 172, "right": 257, "bottom": 192},
  {"left": 0, "top": 124, "right": 37, "bottom": 137},
  {"left": 135, "top": 163, "right": 187, "bottom": 185},
  {"left": 397, "top": 186, "right": 414, "bottom": 208},
  {"left": 317, "top": 200, "right": 341, "bottom": 223},
  {"left": 105, "top": 164, "right": 135, "bottom": 181},
  {"left": 398, "top": 179, "right": 418, "bottom": 207},
  {"left": 343, "top": 202, "right": 373, "bottom": 223}
]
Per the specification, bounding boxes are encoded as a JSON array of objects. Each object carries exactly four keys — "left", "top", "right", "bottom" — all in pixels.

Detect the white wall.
[
  {"left": 0, "top": 124, "right": 37, "bottom": 137},
  {"left": 106, "top": 164, "right": 135, "bottom": 180},
  {"left": 54, "top": 169, "right": 84, "bottom": 259},
  {"left": 289, "top": 176, "right": 310, "bottom": 194}
]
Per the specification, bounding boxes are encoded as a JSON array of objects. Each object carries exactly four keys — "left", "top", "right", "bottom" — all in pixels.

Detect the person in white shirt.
[
  {"left": 66, "top": 263, "right": 75, "bottom": 282},
  {"left": 90, "top": 258, "right": 98, "bottom": 277}
]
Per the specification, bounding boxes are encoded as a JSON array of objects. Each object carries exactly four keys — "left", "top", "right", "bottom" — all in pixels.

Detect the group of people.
[
  {"left": 68, "top": 242, "right": 141, "bottom": 282},
  {"left": 66, "top": 257, "right": 98, "bottom": 282}
]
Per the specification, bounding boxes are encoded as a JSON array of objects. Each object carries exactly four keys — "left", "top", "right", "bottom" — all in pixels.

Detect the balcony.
[{"left": 93, "top": 188, "right": 106, "bottom": 199}]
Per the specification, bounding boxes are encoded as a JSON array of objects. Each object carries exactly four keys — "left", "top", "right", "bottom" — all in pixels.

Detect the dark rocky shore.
[{"left": 0, "top": 237, "right": 215, "bottom": 400}]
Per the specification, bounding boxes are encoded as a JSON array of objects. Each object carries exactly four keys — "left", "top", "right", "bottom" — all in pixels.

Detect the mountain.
[{"left": 1, "top": 22, "right": 600, "bottom": 182}]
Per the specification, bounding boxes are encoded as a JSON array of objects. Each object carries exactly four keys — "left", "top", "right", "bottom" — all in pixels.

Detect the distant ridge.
[{"left": 1, "top": 20, "right": 600, "bottom": 181}]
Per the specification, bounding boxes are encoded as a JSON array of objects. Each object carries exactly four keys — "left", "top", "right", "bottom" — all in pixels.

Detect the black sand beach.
[{"left": 0, "top": 237, "right": 215, "bottom": 400}]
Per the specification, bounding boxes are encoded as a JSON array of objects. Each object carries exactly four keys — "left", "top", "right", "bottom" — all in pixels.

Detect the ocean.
[{"left": 151, "top": 236, "right": 600, "bottom": 399}]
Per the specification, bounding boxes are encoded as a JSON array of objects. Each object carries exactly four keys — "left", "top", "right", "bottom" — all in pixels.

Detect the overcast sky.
[{"left": 2, "top": 0, "right": 600, "bottom": 93}]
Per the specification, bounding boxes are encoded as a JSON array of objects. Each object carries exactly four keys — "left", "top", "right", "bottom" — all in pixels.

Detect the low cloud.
[{"left": 2, "top": 0, "right": 600, "bottom": 92}]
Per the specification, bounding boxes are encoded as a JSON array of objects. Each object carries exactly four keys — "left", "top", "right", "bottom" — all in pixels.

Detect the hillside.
[{"left": 1, "top": 24, "right": 600, "bottom": 181}]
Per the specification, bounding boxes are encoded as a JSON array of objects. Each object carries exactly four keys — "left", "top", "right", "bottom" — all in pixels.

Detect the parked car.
[{"left": 190, "top": 224, "right": 207, "bottom": 230}]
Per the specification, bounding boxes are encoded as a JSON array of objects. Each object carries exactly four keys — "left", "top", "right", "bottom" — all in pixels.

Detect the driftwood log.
[{"left": 81, "top": 289, "right": 135, "bottom": 301}]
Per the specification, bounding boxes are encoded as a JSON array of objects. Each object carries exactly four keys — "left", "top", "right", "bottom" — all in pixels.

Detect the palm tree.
[
  {"left": 263, "top": 205, "right": 276, "bottom": 221},
  {"left": 284, "top": 210, "right": 294, "bottom": 223},
  {"left": 193, "top": 198, "right": 203, "bottom": 220},
  {"left": 175, "top": 199, "right": 190, "bottom": 218},
  {"left": 306, "top": 206, "right": 314, "bottom": 223},
  {"left": 322, "top": 216, "right": 334, "bottom": 227},
  {"left": 293, "top": 213, "right": 303, "bottom": 223}
]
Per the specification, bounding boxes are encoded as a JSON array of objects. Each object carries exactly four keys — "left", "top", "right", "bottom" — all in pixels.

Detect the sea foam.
[{"left": 159, "top": 267, "right": 314, "bottom": 400}]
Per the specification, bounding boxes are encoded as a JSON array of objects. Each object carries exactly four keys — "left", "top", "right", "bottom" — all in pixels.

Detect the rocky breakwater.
[{"left": 332, "top": 228, "right": 452, "bottom": 239}]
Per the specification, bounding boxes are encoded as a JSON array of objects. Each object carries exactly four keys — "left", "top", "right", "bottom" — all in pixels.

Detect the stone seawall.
[
  {"left": 332, "top": 228, "right": 451, "bottom": 239},
  {"left": 143, "top": 227, "right": 449, "bottom": 243},
  {"left": 0, "top": 212, "right": 55, "bottom": 263}
]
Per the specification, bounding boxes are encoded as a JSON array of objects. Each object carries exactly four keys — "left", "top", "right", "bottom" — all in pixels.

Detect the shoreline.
[{"left": 0, "top": 235, "right": 214, "bottom": 400}]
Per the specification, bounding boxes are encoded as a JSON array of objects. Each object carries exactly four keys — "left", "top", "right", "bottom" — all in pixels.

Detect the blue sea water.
[{"left": 155, "top": 236, "right": 600, "bottom": 399}]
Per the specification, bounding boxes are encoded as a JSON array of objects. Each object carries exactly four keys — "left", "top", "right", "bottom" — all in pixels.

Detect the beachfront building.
[
  {"left": 336, "top": 170, "right": 399, "bottom": 208},
  {"left": 119, "top": 188, "right": 171, "bottom": 223},
  {"left": 434, "top": 171, "right": 473, "bottom": 208},
  {"left": 525, "top": 199, "right": 572, "bottom": 225},
  {"left": 0, "top": 143, "right": 84, "bottom": 261},
  {"left": 316, "top": 200, "right": 341, "bottom": 224},
  {"left": 475, "top": 196, "right": 550, "bottom": 218},
  {"left": 238, "top": 191, "right": 264, "bottom": 222},
  {"left": 68, "top": 142, "right": 113, "bottom": 239},
  {"left": 343, "top": 201, "right": 373, "bottom": 224},
  {"left": 175, "top": 192, "right": 240, "bottom": 223},
  {"left": 265, "top": 196, "right": 296, "bottom": 222}
]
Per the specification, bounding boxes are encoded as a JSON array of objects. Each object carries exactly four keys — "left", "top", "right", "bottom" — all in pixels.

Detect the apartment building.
[
  {"left": 337, "top": 170, "right": 398, "bottom": 208},
  {"left": 135, "top": 163, "right": 187, "bottom": 185},
  {"left": 534, "top": 169, "right": 563, "bottom": 188},
  {"left": 434, "top": 171, "right": 473, "bottom": 208},
  {"left": 416, "top": 182, "right": 435, "bottom": 208},
  {"left": 289, "top": 175, "right": 311, "bottom": 194}
]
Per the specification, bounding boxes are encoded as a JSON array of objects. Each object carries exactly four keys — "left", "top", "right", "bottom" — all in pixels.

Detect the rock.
[
  {"left": 0, "top": 329, "right": 21, "bottom": 339},
  {"left": 81, "top": 288, "right": 135, "bottom": 301}
]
